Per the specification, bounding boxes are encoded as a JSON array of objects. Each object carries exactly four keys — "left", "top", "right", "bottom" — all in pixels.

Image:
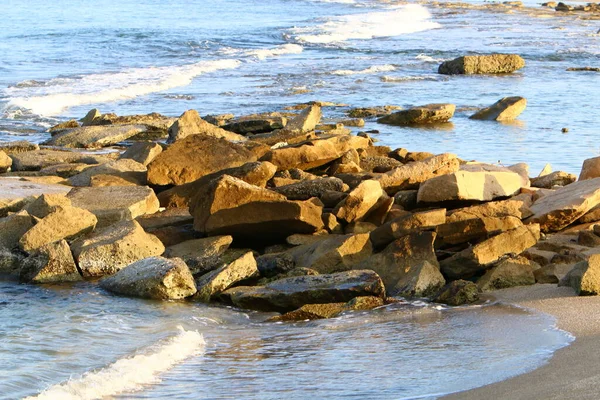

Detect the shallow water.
[
  {"left": 0, "top": 281, "right": 570, "bottom": 400},
  {"left": 1, "top": 0, "right": 599, "bottom": 173}
]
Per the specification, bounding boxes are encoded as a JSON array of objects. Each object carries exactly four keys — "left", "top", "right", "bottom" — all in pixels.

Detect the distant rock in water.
[
  {"left": 566, "top": 67, "right": 600, "bottom": 72},
  {"left": 438, "top": 54, "right": 525, "bottom": 75},
  {"left": 470, "top": 97, "right": 527, "bottom": 121},
  {"left": 377, "top": 104, "right": 455, "bottom": 125}
]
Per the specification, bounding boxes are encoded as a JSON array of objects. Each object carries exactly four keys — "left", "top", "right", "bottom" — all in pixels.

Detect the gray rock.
[
  {"left": 273, "top": 177, "right": 345, "bottom": 200},
  {"left": 434, "top": 280, "right": 479, "bottom": 306},
  {"left": 43, "top": 125, "right": 147, "bottom": 148},
  {"left": 19, "top": 240, "right": 82, "bottom": 283},
  {"left": 10, "top": 149, "right": 111, "bottom": 171},
  {"left": 195, "top": 251, "right": 259, "bottom": 302}
]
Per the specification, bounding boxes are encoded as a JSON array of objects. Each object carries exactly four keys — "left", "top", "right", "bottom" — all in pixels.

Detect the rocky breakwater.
[{"left": 2, "top": 102, "right": 600, "bottom": 320}]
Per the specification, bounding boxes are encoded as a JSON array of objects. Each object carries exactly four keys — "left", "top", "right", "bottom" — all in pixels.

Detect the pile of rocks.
[{"left": 1, "top": 97, "right": 598, "bottom": 322}]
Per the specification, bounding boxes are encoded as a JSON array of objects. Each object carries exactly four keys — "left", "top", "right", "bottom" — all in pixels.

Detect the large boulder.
[
  {"left": 167, "top": 109, "right": 246, "bottom": 143},
  {"left": 43, "top": 125, "right": 146, "bottom": 148},
  {"left": 284, "top": 104, "right": 322, "bottom": 133},
  {"left": 258, "top": 233, "right": 372, "bottom": 276},
  {"left": 260, "top": 134, "right": 370, "bottom": 171},
  {"left": 526, "top": 177, "right": 600, "bottom": 232},
  {"left": 19, "top": 240, "right": 82, "bottom": 284},
  {"left": 477, "top": 256, "right": 539, "bottom": 292},
  {"left": 68, "top": 159, "right": 147, "bottom": 187},
  {"left": 373, "top": 153, "right": 460, "bottom": 194},
  {"left": 579, "top": 156, "right": 600, "bottom": 181},
  {"left": 377, "top": 104, "right": 455, "bottom": 125},
  {"left": 559, "top": 255, "right": 600, "bottom": 296},
  {"left": 417, "top": 164, "right": 525, "bottom": 203},
  {"left": 71, "top": 220, "right": 165, "bottom": 278},
  {"left": 434, "top": 280, "right": 479, "bottom": 306},
  {"left": 435, "top": 216, "right": 523, "bottom": 246},
  {"left": 158, "top": 161, "right": 277, "bottom": 209},
  {"left": 19, "top": 206, "right": 97, "bottom": 253},
  {"left": 195, "top": 251, "right": 259, "bottom": 302},
  {"left": 100, "top": 256, "right": 197, "bottom": 300},
  {"left": 333, "top": 180, "right": 383, "bottom": 223},
  {"left": 0, "top": 150, "right": 11, "bottom": 173},
  {"left": 10, "top": 149, "right": 111, "bottom": 171},
  {"left": 470, "top": 97, "right": 527, "bottom": 121},
  {"left": 0, "top": 211, "right": 35, "bottom": 250},
  {"left": 354, "top": 231, "right": 444, "bottom": 297},
  {"left": 440, "top": 224, "right": 540, "bottom": 280},
  {"left": 147, "top": 135, "right": 256, "bottom": 186},
  {"left": 163, "top": 235, "right": 233, "bottom": 273},
  {"left": 67, "top": 186, "right": 160, "bottom": 228},
  {"left": 370, "top": 209, "right": 446, "bottom": 249},
  {"left": 118, "top": 142, "right": 163, "bottom": 166},
  {"left": 438, "top": 54, "right": 525, "bottom": 75},
  {"left": 222, "top": 270, "right": 385, "bottom": 312},
  {"left": 190, "top": 175, "right": 324, "bottom": 240},
  {"left": 0, "top": 178, "right": 71, "bottom": 217}
]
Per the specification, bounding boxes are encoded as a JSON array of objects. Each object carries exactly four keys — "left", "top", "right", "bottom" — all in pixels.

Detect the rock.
[
  {"left": 19, "top": 240, "right": 82, "bottom": 284},
  {"left": 526, "top": 177, "right": 600, "bottom": 232},
  {"left": 147, "top": 224, "right": 198, "bottom": 247},
  {"left": 577, "top": 230, "right": 600, "bottom": 247},
  {"left": 263, "top": 234, "right": 372, "bottom": 276},
  {"left": 434, "top": 280, "right": 479, "bottom": 306},
  {"left": 0, "top": 249, "right": 24, "bottom": 275},
  {"left": 222, "top": 270, "right": 385, "bottom": 312},
  {"left": 530, "top": 171, "right": 576, "bottom": 189},
  {"left": 190, "top": 175, "right": 324, "bottom": 241},
  {"left": 261, "top": 134, "right": 370, "bottom": 171},
  {"left": 470, "top": 97, "right": 527, "bottom": 121},
  {"left": 377, "top": 104, "right": 455, "bottom": 125},
  {"left": 555, "top": 2, "right": 573, "bottom": 11},
  {"left": 270, "top": 296, "right": 384, "bottom": 322},
  {"left": 579, "top": 156, "right": 600, "bottom": 181},
  {"left": 440, "top": 224, "right": 540, "bottom": 280},
  {"left": 534, "top": 263, "right": 574, "bottom": 284},
  {"left": 72, "top": 220, "right": 165, "bottom": 278},
  {"left": 345, "top": 221, "right": 378, "bottom": 234},
  {"left": 68, "top": 159, "right": 147, "bottom": 187},
  {"left": 135, "top": 208, "right": 193, "bottom": 231},
  {"left": 559, "top": 255, "right": 600, "bottom": 295},
  {"left": 10, "top": 149, "right": 111, "bottom": 171},
  {"left": 347, "top": 106, "right": 402, "bottom": 119},
  {"left": 333, "top": 180, "right": 384, "bottom": 223},
  {"left": 273, "top": 177, "right": 345, "bottom": 201},
  {"left": 0, "top": 211, "right": 35, "bottom": 250},
  {"left": 67, "top": 186, "right": 159, "bottom": 228},
  {"left": 436, "top": 216, "right": 523, "bottom": 246},
  {"left": 195, "top": 251, "right": 259, "bottom": 302},
  {"left": 354, "top": 231, "right": 443, "bottom": 297},
  {"left": 322, "top": 213, "right": 343, "bottom": 234},
  {"left": 0, "top": 151, "right": 11, "bottom": 173},
  {"left": 147, "top": 135, "right": 256, "bottom": 186},
  {"left": 118, "top": 142, "right": 163, "bottom": 166},
  {"left": 438, "top": 54, "right": 525, "bottom": 75},
  {"left": 394, "top": 190, "right": 418, "bottom": 210},
  {"left": 163, "top": 236, "right": 233, "bottom": 273},
  {"left": 447, "top": 195, "right": 533, "bottom": 222},
  {"left": 167, "top": 109, "right": 246, "bottom": 143},
  {"left": 285, "top": 104, "right": 322, "bottom": 133},
  {"left": 158, "top": 161, "right": 277, "bottom": 209},
  {"left": 24, "top": 194, "right": 72, "bottom": 219},
  {"left": 92, "top": 112, "right": 176, "bottom": 138},
  {"left": 38, "top": 163, "right": 93, "bottom": 178},
  {"left": 417, "top": 164, "right": 524, "bottom": 203},
  {"left": 19, "top": 206, "right": 97, "bottom": 253},
  {"left": 43, "top": 125, "right": 147, "bottom": 148},
  {"left": 90, "top": 175, "right": 140, "bottom": 187},
  {"left": 204, "top": 113, "right": 234, "bottom": 126},
  {"left": 0, "top": 178, "right": 72, "bottom": 217},
  {"left": 81, "top": 108, "right": 102, "bottom": 126},
  {"left": 476, "top": 256, "right": 539, "bottom": 292},
  {"left": 319, "top": 190, "right": 348, "bottom": 208},
  {"left": 222, "top": 116, "right": 287, "bottom": 135},
  {"left": 579, "top": 204, "right": 600, "bottom": 223},
  {"left": 370, "top": 209, "right": 447, "bottom": 249},
  {"left": 286, "top": 231, "right": 329, "bottom": 246},
  {"left": 250, "top": 130, "right": 317, "bottom": 147},
  {"left": 359, "top": 156, "right": 402, "bottom": 173},
  {"left": 100, "top": 256, "right": 196, "bottom": 300},
  {"left": 0, "top": 141, "right": 38, "bottom": 156},
  {"left": 49, "top": 119, "right": 80, "bottom": 132},
  {"left": 374, "top": 153, "right": 460, "bottom": 194}
]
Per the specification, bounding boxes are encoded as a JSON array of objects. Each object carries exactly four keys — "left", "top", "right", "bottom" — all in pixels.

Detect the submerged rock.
[
  {"left": 434, "top": 280, "right": 479, "bottom": 306},
  {"left": 100, "top": 256, "right": 197, "bottom": 300}
]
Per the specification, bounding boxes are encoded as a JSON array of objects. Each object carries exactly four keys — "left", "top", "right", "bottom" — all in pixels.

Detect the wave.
[
  {"left": 26, "top": 328, "right": 205, "bottom": 400},
  {"left": 380, "top": 75, "right": 441, "bottom": 82},
  {"left": 332, "top": 64, "right": 396, "bottom": 75},
  {"left": 291, "top": 5, "right": 441, "bottom": 44},
  {"left": 245, "top": 44, "right": 304, "bottom": 60},
  {"left": 415, "top": 53, "right": 448, "bottom": 63}
]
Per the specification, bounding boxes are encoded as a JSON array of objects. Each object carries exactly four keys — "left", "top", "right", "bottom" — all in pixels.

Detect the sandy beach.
[{"left": 442, "top": 284, "right": 600, "bottom": 399}]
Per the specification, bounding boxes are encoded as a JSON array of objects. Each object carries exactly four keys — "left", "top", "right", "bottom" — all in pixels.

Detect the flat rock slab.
[
  {"left": 377, "top": 104, "right": 455, "bottom": 125},
  {"left": 438, "top": 54, "right": 525, "bottom": 75},
  {"left": 44, "top": 125, "right": 147, "bottom": 148},
  {"left": 470, "top": 97, "right": 527, "bottom": 121},
  {"left": 10, "top": 150, "right": 112, "bottom": 171},
  {"left": 67, "top": 185, "right": 160, "bottom": 228},
  {"left": 167, "top": 109, "right": 246, "bottom": 143},
  {"left": 68, "top": 159, "right": 147, "bottom": 187},
  {"left": 0, "top": 178, "right": 71, "bottom": 217},
  {"left": 100, "top": 256, "right": 197, "bottom": 300},
  {"left": 527, "top": 177, "right": 600, "bottom": 232},
  {"left": 222, "top": 270, "right": 385, "bottom": 312}
]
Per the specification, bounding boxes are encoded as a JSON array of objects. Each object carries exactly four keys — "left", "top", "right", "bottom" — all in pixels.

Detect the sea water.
[{"left": 0, "top": 0, "right": 586, "bottom": 398}]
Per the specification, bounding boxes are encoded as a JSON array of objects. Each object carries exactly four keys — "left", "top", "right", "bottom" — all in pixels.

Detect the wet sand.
[{"left": 442, "top": 284, "right": 600, "bottom": 400}]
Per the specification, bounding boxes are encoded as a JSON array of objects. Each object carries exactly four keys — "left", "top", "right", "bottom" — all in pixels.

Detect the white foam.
[
  {"left": 332, "top": 64, "right": 396, "bottom": 75},
  {"left": 292, "top": 5, "right": 441, "bottom": 44},
  {"left": 380, "top": 75, "right": 439, "bottom": 82},
  {"left": 26, "top": 327, "right": 205, "bottom": 400},
  {"left": 245, "top": 44, "right": 304, "bottom": 60},
  {"left": 415, "top": 53, "right": 447, "bottom": 63},
  {"left": 5, "top": 59, "right": 241, "bottom": 117}
]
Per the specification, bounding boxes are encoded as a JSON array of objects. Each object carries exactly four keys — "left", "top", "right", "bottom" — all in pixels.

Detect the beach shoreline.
[{"left": 442, "top": 284, "right": 600, "bottom": 400}]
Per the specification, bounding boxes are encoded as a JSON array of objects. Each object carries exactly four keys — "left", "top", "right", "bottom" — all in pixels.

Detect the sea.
[{"left": 0, "top": 0, "right": 593, "bottom": 398}]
